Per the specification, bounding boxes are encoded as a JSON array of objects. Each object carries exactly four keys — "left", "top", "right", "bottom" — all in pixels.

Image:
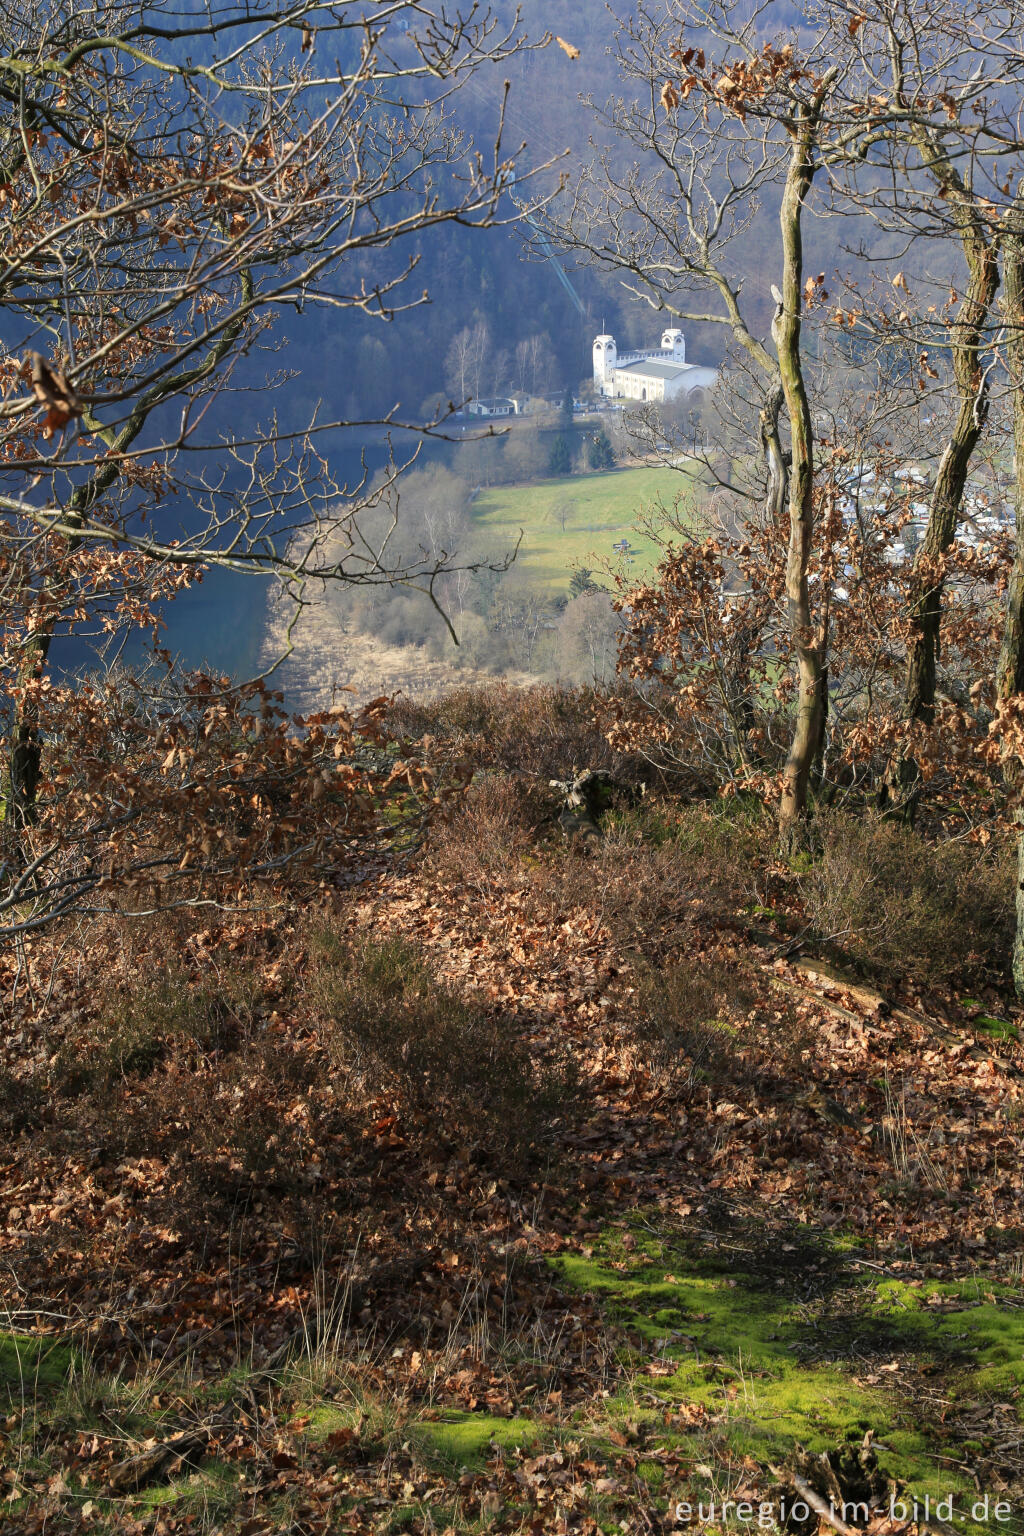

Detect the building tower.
[
  {"left": 661, "top": 328, "right": 686, "bottom": 363},
  {"left": 593, "top": 333, "right": 617, "bottom": 395}
]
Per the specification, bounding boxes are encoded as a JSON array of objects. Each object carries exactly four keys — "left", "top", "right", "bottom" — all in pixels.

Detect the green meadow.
[{"left": 471, "top": 463, "right": 695, "bottom": 592}]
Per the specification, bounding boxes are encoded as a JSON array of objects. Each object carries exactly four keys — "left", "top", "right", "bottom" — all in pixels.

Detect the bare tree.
[
  {"left": 446, "top": 327, "right": 478, "bottom": 404},
  {"left": 515, "top": 336, "right": 532, "bottom": 393},
  {"left": 466, "top": 319, "right": 492, "bottom": 400},
  {"left": 550, "top": 0, "right": 1024, "bottom": 987},
  {"left": 549, "top": 499, "right": 574, "bottom": 532},
  {"left": 489, "top": 345, "right": 512, "bottom": 398},
  {"left": 0, "top": 0, "right": 552, "bottom": 924},
  {"left": 525, "top": 332, "right": 555, "bottom": 394},
  {"left": 445, "top": 318, "right": 491, "bottom": 401},
  {"left": 821, "top": 1, "right": 1007, "bottom": 814},
  {"left": 547, "top": 0, "right": 860, "bottom": 843},
  {"left": 557, "top": 590, "right": 619, "bottom": 686},
  {"left": 547, "top": 0, "right": 1024, "bottom": 841},
  {"left": 996, "top": 221, "right": 1024, "bottom": 992},
  {"left": 448, "top": 328, "right": 475, "bottom": 405},
  {"left": 491, "top": 569, "right": 550, "bottom": 670}
]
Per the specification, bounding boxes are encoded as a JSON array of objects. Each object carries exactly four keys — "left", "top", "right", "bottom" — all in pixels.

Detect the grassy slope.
[
  {"left": 6, "top": 1250, "right": 1024, "bottom": 1535},
  {"left": 471, "top": 463, "right": 693, "bottom": 590}
]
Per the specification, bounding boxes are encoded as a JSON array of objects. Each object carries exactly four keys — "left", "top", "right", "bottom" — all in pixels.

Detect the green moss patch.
[
  {"left": 973, "top": 1016, "right": 1020, "bottom": 1043},
  {"left": 555, "top": 1252, "right": 890, "bottom": 1454},
  {"left": 0, "top": 1330, "right": 73, "bottom": 1402},
  {"left": 868, "top": 1278, "right": 1024, "bottom": 1396},
  {"left": 554, "top": 1222, "right": 1024, "bottom": 1531},
  {"left": 411, "top": 1410, "right": 540, "bottom": 1471},
  {"left": 295, "top": 1397, "right": 540, "bottom": 1475},
  {"left": 133, "top": 1458, "right": 241, "bottom": 1519},
  {"left": 300, "top": 1400, "right": 356, "bottom": 1441}
]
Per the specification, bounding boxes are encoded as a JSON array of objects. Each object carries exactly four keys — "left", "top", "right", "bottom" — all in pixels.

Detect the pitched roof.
[{"left": 615, "top": 358, "right": 693, "bottom": 381}]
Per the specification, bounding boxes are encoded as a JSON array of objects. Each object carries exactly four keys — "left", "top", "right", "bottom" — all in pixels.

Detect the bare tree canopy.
[
  {"left": 546, "top": 0, "right": 1024, "bottom": 845},
  {"left": 0, "top": 0, "right": 551, "bottom": 595},
  {"left": 0, "top": 0, "right": 554, "bottom": 931}
]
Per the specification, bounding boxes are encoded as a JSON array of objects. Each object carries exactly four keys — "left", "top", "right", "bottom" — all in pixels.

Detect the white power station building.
[{"left": 593, "top": 328, "right": 716, "bottom": 404}]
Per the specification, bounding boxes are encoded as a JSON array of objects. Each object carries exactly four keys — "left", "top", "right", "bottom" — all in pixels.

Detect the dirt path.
[{"left": 4, "top": 812, "right": 1024, "bottom": 1533}]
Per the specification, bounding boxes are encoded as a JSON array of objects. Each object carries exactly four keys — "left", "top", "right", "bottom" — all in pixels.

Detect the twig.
[
  {"left": 107, "top": 1427, "right": 210, "bottom": 1494},
  {"left": 769, "top": 1467, "right": 863, "bottom": 1536},
  {"left": 766, "top": 974, "right": 889, "bottom": 1034}
]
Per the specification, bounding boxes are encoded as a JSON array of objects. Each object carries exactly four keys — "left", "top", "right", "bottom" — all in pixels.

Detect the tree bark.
[
  {"left": 882, "top": 140, "right": 999, "bottom": 817},
  {"left": 7, "top": 633, "right": 49, "bottom": 830},
  {"left": 759, "top": 378, "right": 788, "bottom": 528},
  {"left": 773, "top": 105, "right": 827, "bottom": 851},
  {"left": 996, "top": 230, "right": 1024, "bottom": 996}
]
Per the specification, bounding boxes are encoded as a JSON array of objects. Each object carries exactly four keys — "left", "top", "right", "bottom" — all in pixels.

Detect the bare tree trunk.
[
  {"left": 882, "top": 147, "right": 999, "bottom": 817},
  {"left": 773, "top": 109, "right": 827, "bottom": 851},
  {"left": 885, "top": 379, "right": 995, "bottom": 812},
  {"left": 997, "top": 231, "right": 1024, "bottom": 996},
  {"left": 6, "top": 527, "right": 75, "bottom": 831},
  {"left": 7, "top": 629, "right": 51, "bottom": 830},
  {"left": 759, "top": 379, "right": 788, "bottom": 526}
]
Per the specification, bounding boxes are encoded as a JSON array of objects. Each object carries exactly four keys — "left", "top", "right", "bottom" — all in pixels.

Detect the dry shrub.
[
  {"left": 426, "top": 771, "right": 542, "bottom": 896},
  {"left": 534, "top": 801, "right": 767, "bottom": 953},
  {"left": 111, "top": 1035, "right": 340, "bottom": 1198},
  {"left": 33, "top": 967, "right": 342, "bottom": 1203},
  {"left": 388, "top": 682, "right": 622, "bottom": 782},
  {"left": 5, "top": 668, "right": 421, "bottom": 937},
  {"left": 395, "top": 682, "right": 661, "bottom": 898},
  {"left": 801, "top": 814, "right": 1013, "bottom": 989},
  {"left": 0, "top": 1068, "right": 46, "bottom": 1136},
  {"left": 13, "top": 917, "right": 570, "bottom": 1228},
  {"left": 664, "top": 796, "right": 772, "bottom": 868},
  {"left": 50, "top": 968, "right": 260, "bottom": 1097},
  {"left": 305, "top": 929, "right": 574, "bottom": 1161}
]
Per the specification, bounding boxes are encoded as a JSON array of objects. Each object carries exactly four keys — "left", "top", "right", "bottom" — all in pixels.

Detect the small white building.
[
  {"left": 593, "top": 328, "right": 717, "bottom": 404},
  {"left": 465, "top": 396, "right": 519, "bottom": 418}
]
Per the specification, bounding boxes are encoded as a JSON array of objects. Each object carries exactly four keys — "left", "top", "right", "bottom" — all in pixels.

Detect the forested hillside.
[
  {"left": 272, "top": 0, "right": 872, "bottom": 428},
  {"left": 40, "top": 0, "right": 953, "bottom": 680}
]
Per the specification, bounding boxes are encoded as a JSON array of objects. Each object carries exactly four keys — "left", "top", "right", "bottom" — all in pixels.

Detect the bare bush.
[
  {"left": 388, "top": 683, "right": 622, "bottom": 783},
  {"left": 628, "top": 958, "right": 756, "bottom": 1098},
  {"left": 426, "top": 773, "right": 544, "bottom": 899},
  {"left": 801, "top": 816, "right": 1013, "bottom": 990},
  {"left": 534, "top": 807, "right": 758, "bottom": 957}
]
